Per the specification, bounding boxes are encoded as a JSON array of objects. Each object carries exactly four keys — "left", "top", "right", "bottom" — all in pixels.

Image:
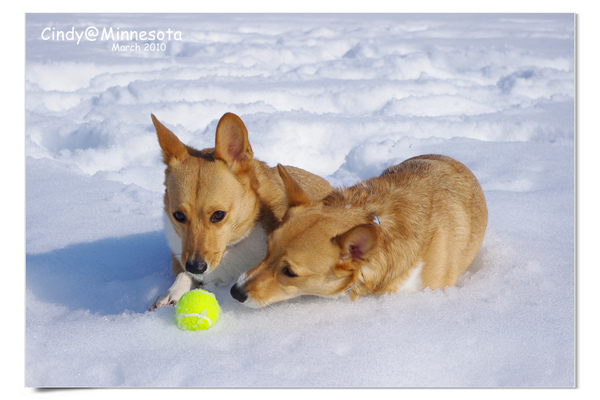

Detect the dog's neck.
[{"left": 345, "top": 282, "right": 357, "bottom": 296}]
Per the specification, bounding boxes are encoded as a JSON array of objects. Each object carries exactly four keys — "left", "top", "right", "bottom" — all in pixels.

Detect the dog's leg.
[
  {"left": 149, "top": 213, "right": 198, "bottom": 310},
  {"left": 149, "top": 257, "right": 199, "bottom": 310}
]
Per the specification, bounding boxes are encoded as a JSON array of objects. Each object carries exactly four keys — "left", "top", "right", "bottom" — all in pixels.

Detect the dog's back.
[{"left": 373, "top": 154, "right": 488, "bottom": 291}]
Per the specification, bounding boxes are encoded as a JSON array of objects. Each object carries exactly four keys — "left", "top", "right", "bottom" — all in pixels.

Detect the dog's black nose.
[
  {"left": 230, "top": 284, "right": 247, "bottom": 303},
  {"left": 185, "top": 259, "right": 207, "bottom": 275}
]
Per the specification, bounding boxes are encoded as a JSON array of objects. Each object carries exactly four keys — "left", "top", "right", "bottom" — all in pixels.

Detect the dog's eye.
[
  {"left": 173, "top": 211, "right": 186, "bottom": 223},
  {"left": 210, "top": 211, "right": 226, "bottom": 223},
  {"left": 282, "top": 265, "right": 298, "bottom": 278}
]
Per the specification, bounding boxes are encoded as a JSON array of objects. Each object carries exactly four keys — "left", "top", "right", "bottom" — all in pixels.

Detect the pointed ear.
[
  {"left": 151, "top": 114, "right": 188, "bottom": 164},
  {"left": 214, "top": 113, "right": 253, "bottom": 173},
  {"left": 333, "top": 224, "right": 379, "bottom": 264},
  {"left": 277, "top": 164, "right": 312, "bottom": 207}
]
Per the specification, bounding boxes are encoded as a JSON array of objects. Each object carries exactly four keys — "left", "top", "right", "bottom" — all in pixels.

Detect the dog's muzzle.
[
  {"left": 185, "top": 258, "right": 208, "bottom": 275},
  {"left": 230, "top": 283, "right": 247, "bottom": 303}
]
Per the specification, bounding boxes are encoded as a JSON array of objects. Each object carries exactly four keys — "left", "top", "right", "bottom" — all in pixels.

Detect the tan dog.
[
  {"left": 149, "top": 113, "right": 332, "bottom": 310},
  {"left": 230, "top": 154, "right": 487, "bottom": 307}
]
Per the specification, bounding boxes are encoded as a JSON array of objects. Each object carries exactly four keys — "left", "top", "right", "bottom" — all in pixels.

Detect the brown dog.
[
  {"left": 231, "top": 154, "right": 487, "bottom": 307},
  {"left": 149, "top": 113, "right": 332, "bottom": 310}
]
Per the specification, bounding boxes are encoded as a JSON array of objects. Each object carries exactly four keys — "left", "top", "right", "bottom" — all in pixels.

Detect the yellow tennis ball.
[{"left": 175, "top": 289, "right": 220, "bottom": 331}]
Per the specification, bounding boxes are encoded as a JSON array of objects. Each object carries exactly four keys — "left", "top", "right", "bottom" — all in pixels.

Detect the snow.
[{"left": 25, "top": 13, "right": 575, "bottom": 387}]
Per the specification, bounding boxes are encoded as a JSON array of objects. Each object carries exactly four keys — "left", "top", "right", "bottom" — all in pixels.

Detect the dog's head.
[
  {"left": 152, "top": 113, "right": 260, "bottom": 277},
  {"left": 230, "top": 165, "right": 379, "bottom": 307}
]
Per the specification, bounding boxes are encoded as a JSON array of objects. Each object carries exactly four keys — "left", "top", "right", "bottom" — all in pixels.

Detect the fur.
[
  {"left": 149, "top": 113, "right": 332, "bottom": 310},
  {"left": 231, "top": 154, "right": 488, "bottom": 308}
]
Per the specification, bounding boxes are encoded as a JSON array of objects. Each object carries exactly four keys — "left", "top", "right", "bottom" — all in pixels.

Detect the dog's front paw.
[
  {"left": 149, "top": 291, "right": 180, "bottom": 311},
  {"left": 149, "top": 272, "right": 197, "bottom": 311}
]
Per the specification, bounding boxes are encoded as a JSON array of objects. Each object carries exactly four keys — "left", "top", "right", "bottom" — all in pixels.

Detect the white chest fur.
[
  {"left": 163, "top": 213, "right": 268, "bottom": 285},
  {"left": 397, "top": 261, "right": 424, "bottom": 292}
]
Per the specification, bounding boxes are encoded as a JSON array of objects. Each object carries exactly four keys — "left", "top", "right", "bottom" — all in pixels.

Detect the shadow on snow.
[{"left": 26, "top": 231, "right": 172, "bottom": 315}]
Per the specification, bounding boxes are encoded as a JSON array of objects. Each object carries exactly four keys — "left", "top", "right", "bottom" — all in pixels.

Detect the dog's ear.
[
  {"left": 152, "top": 114, "right": 188, "bottom": 164},
  {"left": 214, "top": 113, "right": 254, "bottom": 173},
  {"left": 277, "top": 164, "right": 312, "bottom": 207},
  {"left": 333, "top": 224, "right": 379, "bottom": 266}
]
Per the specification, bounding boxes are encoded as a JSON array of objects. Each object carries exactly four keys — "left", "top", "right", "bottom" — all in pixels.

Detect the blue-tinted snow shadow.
[{"left": 26, "top": 231, "right": 173, "bottom": 315}]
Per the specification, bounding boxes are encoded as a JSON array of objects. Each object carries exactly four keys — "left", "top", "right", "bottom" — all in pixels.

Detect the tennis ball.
[{"left": 175, "top": 289, "right": 220, "bottom": 331}]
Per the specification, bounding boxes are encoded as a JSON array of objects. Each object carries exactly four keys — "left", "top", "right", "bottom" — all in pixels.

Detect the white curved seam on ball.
[{"left": 176, "top": 313, "right": 213, "bottom": 327}]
